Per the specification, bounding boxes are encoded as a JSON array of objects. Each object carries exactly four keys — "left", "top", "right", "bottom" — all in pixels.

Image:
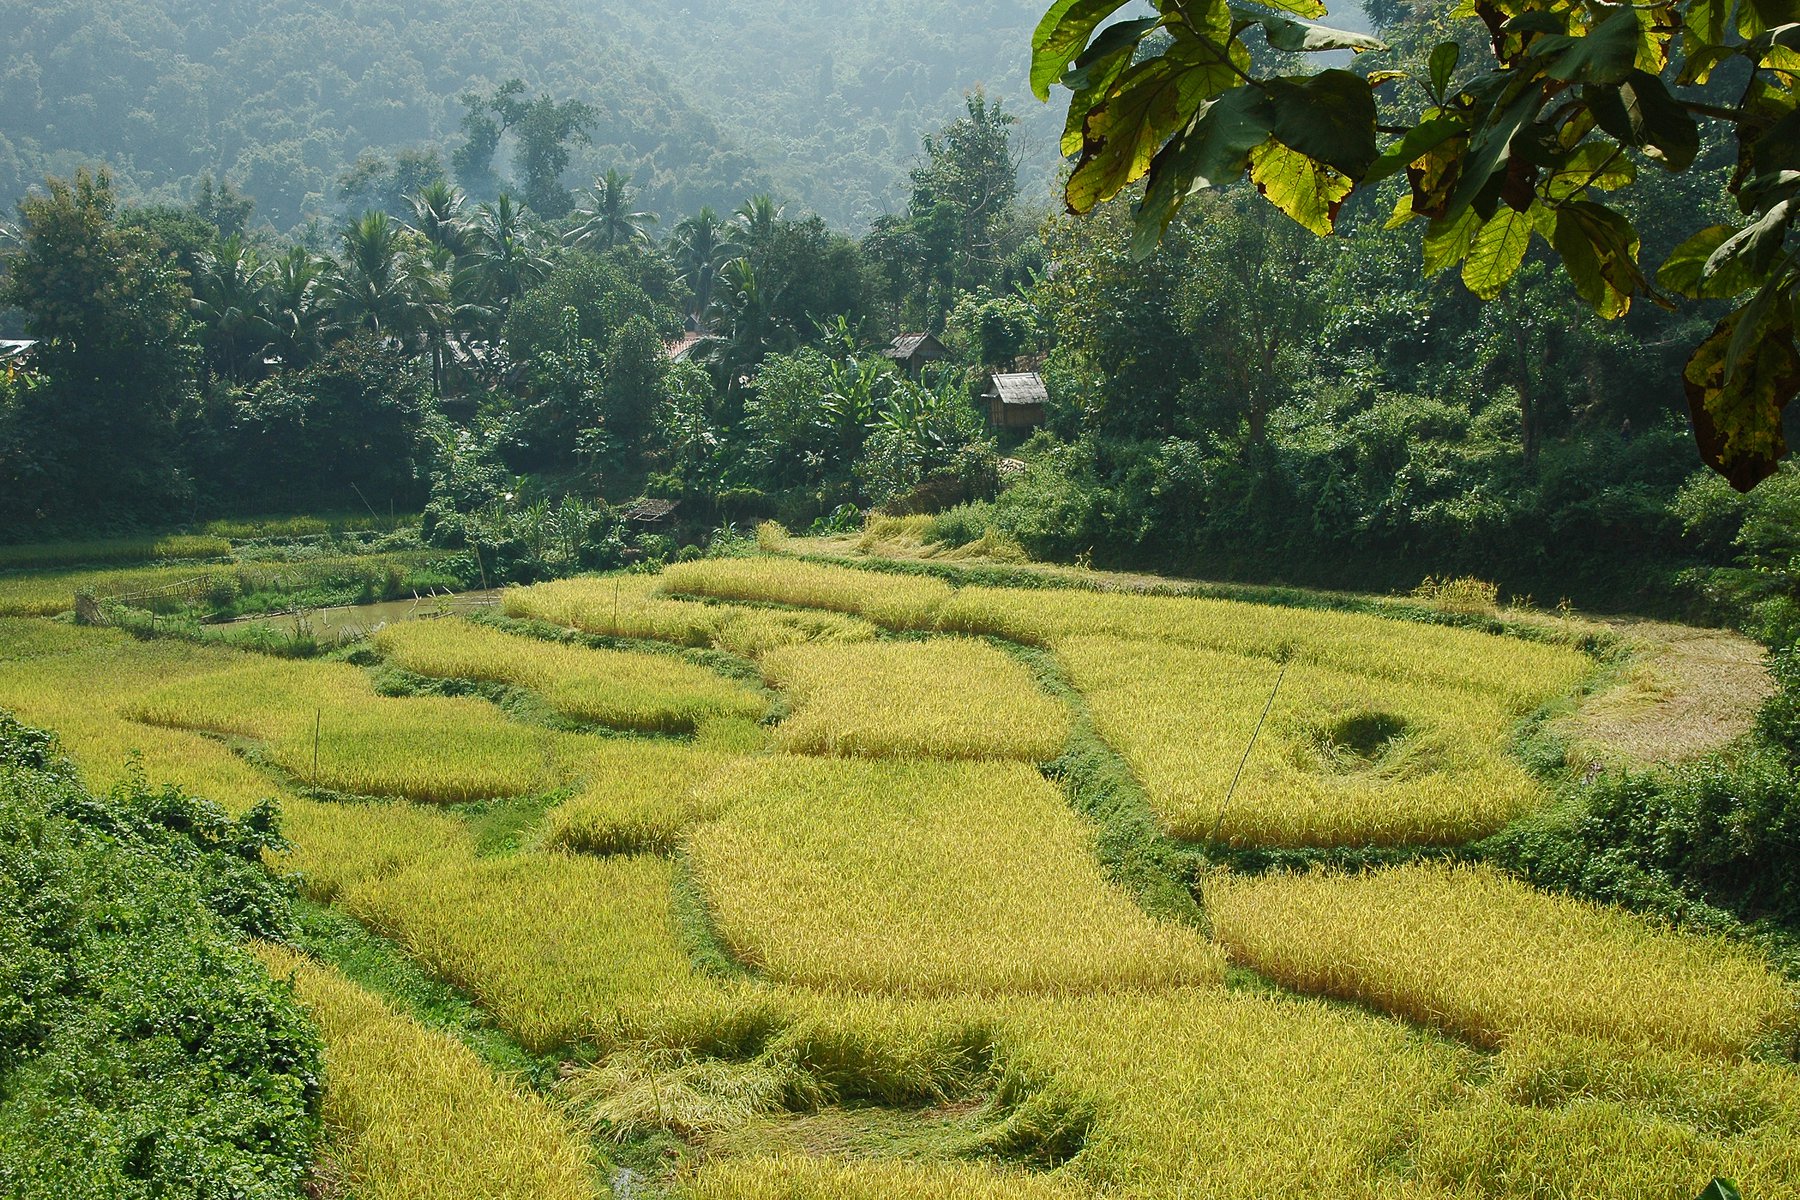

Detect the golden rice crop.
[
  {"left": 276, "top": 795, "right": 476, "bottom": 902},
  {"left": 540, "top": 738, "right": 746, "bottom": 854},
  {"left": 1000, "top": 988, "right": 1472, "bottom": 1199},
  {"left": 0, "top": 533, "right": 232, "bottom": 571},
  {"left": 0, "top": 618, "right": 286, "bottom": 808},
  {"left": 937, "top": 586, "right": 1592, "bottom": 712},
  {"left": 375, "top": 618, "right": 769, "bottom": 732},
  {"left": 505, "top": 573, "right": 880, "bottom": 657},
  {"left": 1059, "top": 636, "right": 1542, "bottom": 846},
  {"left": 128, "top": 657, "right": 590, "bottom": 802},
  {"left": 252, "top": 945, "right": 599, "bottom": 1200},
  {"left": 659, "top": 558, "right": 953, "bottom": 630},
  {"left": 687, "top": 756, "right": 1223, "bottom": 995},
  {"left": 683, "top": 1156, "right": 1083, "bottom": 1200},
  {"left": 1394, "top": 1036, "right": 1800, "bottom": 1200},
  {"left": 1206, "top": 862, "right": 1800, "bottom": 1058},
  {"left": 761, "top": 638, "right": 1069, "bottom": 761},
  {"left": 341, "top": 850, "right": 731, "bottom": 1051}
]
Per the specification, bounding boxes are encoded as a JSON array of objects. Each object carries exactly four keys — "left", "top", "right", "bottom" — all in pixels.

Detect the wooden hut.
[
  {"left": 983, "top": 372, "right": 1048, "bottom": 430},
  {"left": 883, "top": 333, "right": 949, "bottom": 376}
]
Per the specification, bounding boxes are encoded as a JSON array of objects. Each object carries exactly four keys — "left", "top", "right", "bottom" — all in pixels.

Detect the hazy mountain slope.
[
  {"left": 586, "top": 0, "right": 1068, "bottom": 229},
  {"left": 0, "top": 0, "right": 768, "bottom": 229}
]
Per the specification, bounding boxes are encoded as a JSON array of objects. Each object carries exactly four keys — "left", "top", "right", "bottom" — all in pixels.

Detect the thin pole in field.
[
  {"left": 1211, "top": 655, "right": 1289, "bottom": 845},
  {"left": 614, "top": 578, "right": 620, "bottom": 636},
  {"left": 313, "top": 708, "right": 321, "bottom": 786}
]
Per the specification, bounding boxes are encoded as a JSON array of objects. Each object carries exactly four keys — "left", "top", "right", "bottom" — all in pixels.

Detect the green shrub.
[{"left": 0, "top": 711, "right": 321, "bottom": 1199}]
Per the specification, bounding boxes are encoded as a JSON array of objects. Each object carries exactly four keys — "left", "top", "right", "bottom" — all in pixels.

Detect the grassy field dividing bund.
[
  {"left": 253, "top": 945, "right": 600, "bottom": 1200},
  {"left": 687, "top": 755, "right": 1224, "bottom": 995},
  {"left": 375, "top": 617, "right": 770, "bottom": 733},
  {"left": 760, "top": 638, "right": 1070, "bottom": 761},
  {"left": 1207, "top": 863, "right": 1800, "bottom": 1058}
]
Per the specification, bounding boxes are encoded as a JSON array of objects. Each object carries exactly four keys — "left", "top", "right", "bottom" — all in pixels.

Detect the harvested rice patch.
[
  {"left": 683, "top": 1156, "right": 1083, "bottom": 1200},
  {"left": 253, "top": 945, "right": 599, "bottom": 1200},
  {"left": 762, "top": 638, "right": 1069, "bottom": 761},
  {"left": 1060, "top": 636, "right": 1541, "bottom": 846},
  {"left": 376, "top": 618, "right": 768, "bottom": 732},
  {"left": 541, "top": 737, "right": 749, "bottom": 855},
  {"left": 687, "top": 756, "right": 1222, "bottom": 995},
  {"left": 660, "top": 558, "right": 952, "bottom": 630},
  {"left": 341, "top": 851, "right": 729, "bottom": 1052},
  {"left": 1207, "top": 863, "right": 1800, "bottom": 1058}
]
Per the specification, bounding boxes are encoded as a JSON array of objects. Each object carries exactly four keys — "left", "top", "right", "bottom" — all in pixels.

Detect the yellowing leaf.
[
  {"left": 1423, "top": 205, "right": 1481, "bottom": 277},
  {"left": 1462, "top": 208, "right": 1535, "bottom": 299},
  {"left": 1685, "top": 309, "right": 1800, "bottom": 492},
  {"left": 1248, "top": 141, "right": 1352, "bottom": 235}
]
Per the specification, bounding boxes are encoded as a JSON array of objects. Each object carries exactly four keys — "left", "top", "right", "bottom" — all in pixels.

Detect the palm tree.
[
  {"left": 565, "top": 169, "right": 658, "bottom": 252},
  {"left": 264, "top": 246, "right": 328, "bottom": 370},
  {"left": 415, "top": 243, "right": 499, "bottom": 392},
  {"left": 465, "top": 194, "right": 552, "bottom": 320},
  {"left": 323, "top": 211, "right": 426, "bottom": 339},
  {"left": 707, "top": 257, "right": 789, "bottom": 392},
  {"left": 731, "top": 194, "right": 784, "bottom": 253},
  {"left": 408, "top": 180, "right": 473, "bottom": 258},
  {"left": 190, "top": 235, "right": 274, "bottom": 382},
  {"left": 670, "top": 207, "right": 737, "bottom": 328}
]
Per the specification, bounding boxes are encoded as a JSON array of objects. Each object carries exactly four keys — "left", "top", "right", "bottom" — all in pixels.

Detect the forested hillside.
[
  {"left": 0, "top": 0, "right": 767, "bottom": 229},
  {"left": 588, "top": 0, "right": 1066, "bottom": 228}
]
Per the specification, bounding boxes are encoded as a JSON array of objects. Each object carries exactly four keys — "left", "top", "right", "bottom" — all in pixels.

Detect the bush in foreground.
[{"left": 0, "top": 711, "right": 321, "bottom": 1199}]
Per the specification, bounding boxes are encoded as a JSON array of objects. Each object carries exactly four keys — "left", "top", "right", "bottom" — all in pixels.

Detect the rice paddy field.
[{"left": 3, "top": 549, "right": 1797, "bottom": 1200}]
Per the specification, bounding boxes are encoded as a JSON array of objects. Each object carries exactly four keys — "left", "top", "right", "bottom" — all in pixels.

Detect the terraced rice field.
[{"left": 3, "top": 553, "right": 1796, "bottom": 1200}]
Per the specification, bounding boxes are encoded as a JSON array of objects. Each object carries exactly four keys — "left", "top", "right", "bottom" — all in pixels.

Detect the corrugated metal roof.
[{"left": 987, "top": 372, "right": 1047, "bottom": 406}]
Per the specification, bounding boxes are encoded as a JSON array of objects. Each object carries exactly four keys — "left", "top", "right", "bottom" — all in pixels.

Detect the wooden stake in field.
[
  {"left": 1211, "top": 655, "right": 1289, "bottom": 845},
  {"left": 313, "top": 708, "right": 321, "bottom": 786}
]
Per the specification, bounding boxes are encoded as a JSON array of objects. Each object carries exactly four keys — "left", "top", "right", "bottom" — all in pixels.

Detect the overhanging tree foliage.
[{"left": 1031, "top": 0, "right": 1800, "bottom": 490}]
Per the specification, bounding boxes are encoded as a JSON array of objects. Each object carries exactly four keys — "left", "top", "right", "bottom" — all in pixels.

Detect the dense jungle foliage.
[
  {"left": 0, "top": 711, "right": 320, "bottom": 1197},
  {"left": 0, "top": 0, "right": 1793, "bottom": 625}
]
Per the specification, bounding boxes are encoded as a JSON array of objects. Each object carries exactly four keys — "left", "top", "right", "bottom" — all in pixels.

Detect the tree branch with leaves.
[{"left": 1033, "top": 0, "right": 1799, "bottom": 489}]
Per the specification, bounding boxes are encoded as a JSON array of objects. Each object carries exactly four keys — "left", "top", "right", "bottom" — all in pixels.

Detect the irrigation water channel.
[{"left": 212, "top": 588, "right": 501, "bottom": 642}]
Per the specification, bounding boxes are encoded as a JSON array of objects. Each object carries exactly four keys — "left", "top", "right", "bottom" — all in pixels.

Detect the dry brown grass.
[{"left": 1560, "top": 619, "right": 1775, "bottom": 766}]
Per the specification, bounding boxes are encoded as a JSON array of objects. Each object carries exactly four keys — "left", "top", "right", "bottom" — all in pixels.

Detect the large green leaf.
[
  {"left": 1660, "top": 225, "right": 1759, "bottom": 298},
  {"left": 1423, "top": 205, "right": 1482, "bottom": 276},
  {"left": 1134, "top": 87, "right": 1276, "bottom": 255},
  {"left": 1705, "top": 199, "right": 1796, "bottom": 281},
  {"left": 1067, "top": 54, "right": 1217, "bottom": 213},
  {"left": 1442, "top": 85, "right": 1542, "bottom": 223},
  {"left": 1032, "top": 0, "right": 1137, "bottom": 100},
  {"left": 1587, "top": 71, "right": 1700, "bottom": 171},
  {"left": 1248, "top": 141, "right": 1352, "bottom": 234},
  {"left": 1552, "top": 202, "right": 1642, "bottom": 318},
  {"left": 1685, "top": 308, "right": 1800, "bottom": 492},
  {"left": 1265, "top": 70, "right": 1380, "bottom": 178},
  {"left": 1429, "top": 41, "right": 1461, "bottom": 100},
  {"left": 1462, "top": 207, "right": 1536, "bottom": 298},
  {"left": 1539, "top": 10, "right": 1643, "bottom": 85}
]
